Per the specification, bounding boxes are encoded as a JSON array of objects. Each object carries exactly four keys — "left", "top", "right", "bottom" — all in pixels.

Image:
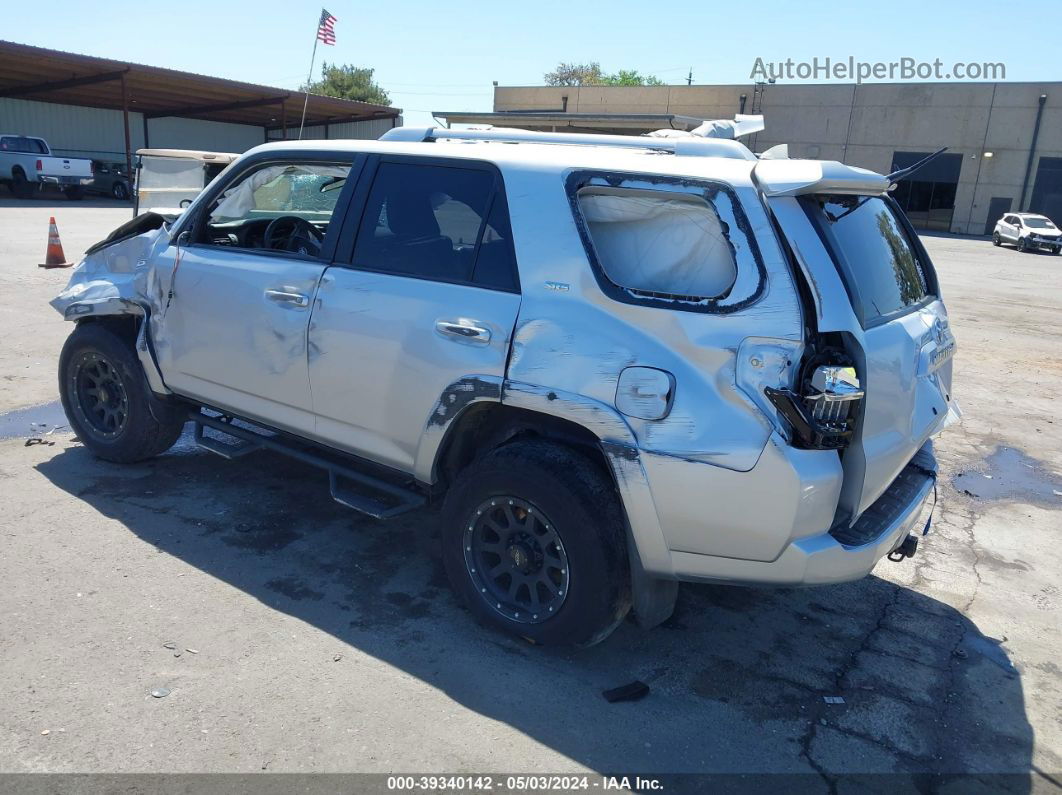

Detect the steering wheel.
[{"left": 263, "top": 215, "right": 323, "bottom": 256}]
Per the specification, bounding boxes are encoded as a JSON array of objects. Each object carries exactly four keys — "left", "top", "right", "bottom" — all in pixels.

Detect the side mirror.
[{"left": 175, "top": 230, "right": 192, "bottom": 247}]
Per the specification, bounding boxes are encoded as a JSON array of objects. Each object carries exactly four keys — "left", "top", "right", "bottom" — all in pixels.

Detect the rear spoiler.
[{"left": 753, "top": 159, "right": 890, "bottom": 197}]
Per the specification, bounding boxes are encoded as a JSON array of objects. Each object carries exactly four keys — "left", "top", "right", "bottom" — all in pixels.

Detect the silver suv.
[{"left": 52, "top": 127, "right": 958, "bottom": 646}]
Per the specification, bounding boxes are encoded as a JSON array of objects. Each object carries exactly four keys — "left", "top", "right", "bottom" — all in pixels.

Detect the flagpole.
[{"left": 297, "top": 31, "right": 320, "bottom": 140}]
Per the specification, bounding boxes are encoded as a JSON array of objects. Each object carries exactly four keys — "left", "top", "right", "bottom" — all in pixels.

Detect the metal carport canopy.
[{"left": 0, "top": 40, "right": 399, "bottom": 132}]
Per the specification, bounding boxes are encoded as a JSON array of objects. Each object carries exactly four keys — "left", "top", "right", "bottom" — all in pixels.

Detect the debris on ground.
[
  {"left": 150, "top": 688, "right": 170, "bottom": 698},
  {"left": 602, "top": 680, "right": 650, "bottom": 703},
  {"left": 25, "top": 421, "right": 64, "bottom": 447},
  {"left": 185, "top": 648, "right": 199, "bottom": 654},
  {"left": 333, "top": 654, "right": 342, "bottom": 662},
  {"left": 162, "top": 642, "right": 176, "bottom": 650},
  {"left": 40, "top": 729, "right": 50, "bottom": 736},
  {"left": 823, "top": 696, "right": 845, "bottom": 704}
]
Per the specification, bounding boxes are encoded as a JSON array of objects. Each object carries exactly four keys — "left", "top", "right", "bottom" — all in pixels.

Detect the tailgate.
[
  {"left": 39, "top": 156, "right": 92, "bottom": 178},
  {"left": 769, "top": 192, "right": 955, "bottom": 524},
  {"left": 856, "top": 299, "right": 953, "bottom": 514}
]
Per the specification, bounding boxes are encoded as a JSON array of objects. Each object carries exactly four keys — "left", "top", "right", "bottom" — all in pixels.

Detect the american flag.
[{"left": 317, "top": 8, "right": 337, "bottom": 45}]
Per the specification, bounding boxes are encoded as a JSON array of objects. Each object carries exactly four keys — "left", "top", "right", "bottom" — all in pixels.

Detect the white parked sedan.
[{"left": 993, "top": 212, "right": 1061, "bottom": 254}]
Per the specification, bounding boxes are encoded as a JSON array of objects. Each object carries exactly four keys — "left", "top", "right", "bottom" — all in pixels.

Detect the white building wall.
[{"left": 145, "top": 116, "right": 263, "bottom": 153}]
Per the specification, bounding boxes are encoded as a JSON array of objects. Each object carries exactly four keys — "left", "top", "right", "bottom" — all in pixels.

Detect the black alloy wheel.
[
  {"left": 463, "top": 496, "right": 570, "bottom": 624},
  {"left": 69, "top": 351, "right": 130, "bottom": 440}
]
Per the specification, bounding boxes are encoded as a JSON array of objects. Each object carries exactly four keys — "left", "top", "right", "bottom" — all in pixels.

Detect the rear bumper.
[
  {"left": 658, "top": 441, "right": 937, "bottom": 586},
  {"left": 39, "top": 175, "right": 92, "bottom": 186}
]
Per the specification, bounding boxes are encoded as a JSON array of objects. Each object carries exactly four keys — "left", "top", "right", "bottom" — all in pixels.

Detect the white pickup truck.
[{"left": 0, "top": 134, "right": 93, "bottom": 200}]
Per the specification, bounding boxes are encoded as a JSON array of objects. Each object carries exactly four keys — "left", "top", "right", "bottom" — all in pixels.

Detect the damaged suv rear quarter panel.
[{"left": 500, "top": 157, "right": 835, "bottom": 563}]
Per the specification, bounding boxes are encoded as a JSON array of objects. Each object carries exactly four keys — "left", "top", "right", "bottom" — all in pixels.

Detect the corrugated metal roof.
[{"left": 0, "top": 40, "right": 399, "bottom": 130}]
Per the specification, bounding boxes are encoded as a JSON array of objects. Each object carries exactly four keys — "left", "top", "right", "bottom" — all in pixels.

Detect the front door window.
[{"left": 199, "top": 161, "right": 352, "bottom": 258}]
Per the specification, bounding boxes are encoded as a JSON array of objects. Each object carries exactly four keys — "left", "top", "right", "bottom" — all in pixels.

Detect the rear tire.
[
  {"left": 11, "top": 169, "right": 32, "bottom": 198},
  {"left": 441, "top": 440, "right": 631, "bottom": 647},
  {"left": 59, "top": 323, "right": 185, "bottom": 463},
  {"left": 992, "top": 232, "right": 1001, "bottom": 246},
  {"left": 64, "top": 186, "right": 85, "bottom": 201}
]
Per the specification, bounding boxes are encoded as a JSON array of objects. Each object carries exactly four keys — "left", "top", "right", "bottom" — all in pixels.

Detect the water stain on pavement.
[
  {"left": 0, "top": 400, "right": 68, "bottom": 440},
  {"left": 952, "top": 446, "right": 1062, "bottom": 506}
]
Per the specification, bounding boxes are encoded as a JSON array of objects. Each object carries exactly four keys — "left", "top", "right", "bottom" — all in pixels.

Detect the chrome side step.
[{"left": 191, "top": 411, "right": 425, "bottom": 520}]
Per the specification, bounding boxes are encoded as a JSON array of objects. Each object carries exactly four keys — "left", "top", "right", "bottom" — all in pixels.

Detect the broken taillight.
[
  {"left": 805, "top": 365, "right": 863, "bottom": 425},
  {"left": 764, "top": 363, "right": 864, "bottom": 450}
]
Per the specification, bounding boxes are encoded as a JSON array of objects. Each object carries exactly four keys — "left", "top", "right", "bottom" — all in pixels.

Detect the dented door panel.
[
  {"left": 307, "top": 268, "right": 520, "bottom": 473},
  {"left": 153, "top": 245, "right": 325, "bottom": 436}
]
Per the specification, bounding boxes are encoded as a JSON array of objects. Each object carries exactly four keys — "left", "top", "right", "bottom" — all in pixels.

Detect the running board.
[
  {"left": 193, "top": 422, "right": 263, "bottom": 458},
  {"left": 191, "top": 411, "right": 425, "bottom": 520}
]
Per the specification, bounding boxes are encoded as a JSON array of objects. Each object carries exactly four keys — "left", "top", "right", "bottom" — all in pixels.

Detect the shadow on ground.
[{"left": 36, "top": 436, "right": 1036, "bottom": 791}]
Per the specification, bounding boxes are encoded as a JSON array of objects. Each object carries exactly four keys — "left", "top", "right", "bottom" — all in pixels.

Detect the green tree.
[
  {"left": 600, "top": 69, "right": 665, "bottom": 86},
  {"left": 544, "top": 62, "right": 604, "bottom": 86},
  {"left": 544, "top": 62, "right": 663, "bottom": 87},
  {"left": 304, "top": 62, "right": 391, "bottom": 105}
]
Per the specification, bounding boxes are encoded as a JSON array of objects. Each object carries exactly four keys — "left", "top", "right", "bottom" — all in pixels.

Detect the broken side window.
[{"left": 577, "top": 187, "right": 739, "bottom": 301}]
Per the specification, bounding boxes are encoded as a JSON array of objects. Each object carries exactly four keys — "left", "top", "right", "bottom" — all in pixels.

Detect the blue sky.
[{"left": 6, "top": 0, "right": 1058, "bottom": 126}]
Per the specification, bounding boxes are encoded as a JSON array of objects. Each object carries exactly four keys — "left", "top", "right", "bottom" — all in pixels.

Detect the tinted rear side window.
[
  {"left": 353, "top": 160, "right": 517, "bottom": 290},
  {"left": 806, "top": 195, "right": 932, "bottom": 325}
]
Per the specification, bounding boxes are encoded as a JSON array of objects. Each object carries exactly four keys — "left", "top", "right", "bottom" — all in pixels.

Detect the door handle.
[
  {"left": 435, "top": 320, "right": 491, "bottom": 344},
  {"left": 265, "top": 289, "right": 310, "bottom": 308}
]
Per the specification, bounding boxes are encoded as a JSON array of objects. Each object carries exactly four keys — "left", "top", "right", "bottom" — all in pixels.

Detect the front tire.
[
  {"left": 59, "top": 323, "right": 185, "bottom": 463},
  {"left": 992, "top": 232, "right": 1001, "bottom": 246},
  {"left": 1017, "top": 237, "right": 1028, "bottom": 252},
  {"left": 112, "top": 182, "right": 129, "bottom": 200},
  {"left": 441, "top": 440, "right": 631, "bottom": 647}
]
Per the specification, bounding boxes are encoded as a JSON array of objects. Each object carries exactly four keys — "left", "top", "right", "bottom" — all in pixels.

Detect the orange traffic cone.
[{"left": 38, "top": 217, "right": 72, "bottom": 269}]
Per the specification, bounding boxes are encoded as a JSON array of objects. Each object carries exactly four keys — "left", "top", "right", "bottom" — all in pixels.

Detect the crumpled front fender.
[{"left": 51, "top": 222, "right": 173, "bottom": 395}]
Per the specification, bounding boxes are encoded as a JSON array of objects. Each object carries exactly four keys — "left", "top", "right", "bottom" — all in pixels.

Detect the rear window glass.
[
  {"left": 577, "top": 188, "right": 738, "bottom": 300},
  {"left": 808, "top": 195, "right": 931, "bottom": 323}
]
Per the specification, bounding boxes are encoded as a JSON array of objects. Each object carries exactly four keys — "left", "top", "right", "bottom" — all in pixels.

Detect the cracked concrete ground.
[{"left": 0, "top": 199, "right": 1059, "bottom": 790}]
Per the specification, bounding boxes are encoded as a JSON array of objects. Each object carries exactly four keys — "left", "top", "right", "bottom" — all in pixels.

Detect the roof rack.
[{"left": 380, "top": 126, "right": 757, "bottom": 161}]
